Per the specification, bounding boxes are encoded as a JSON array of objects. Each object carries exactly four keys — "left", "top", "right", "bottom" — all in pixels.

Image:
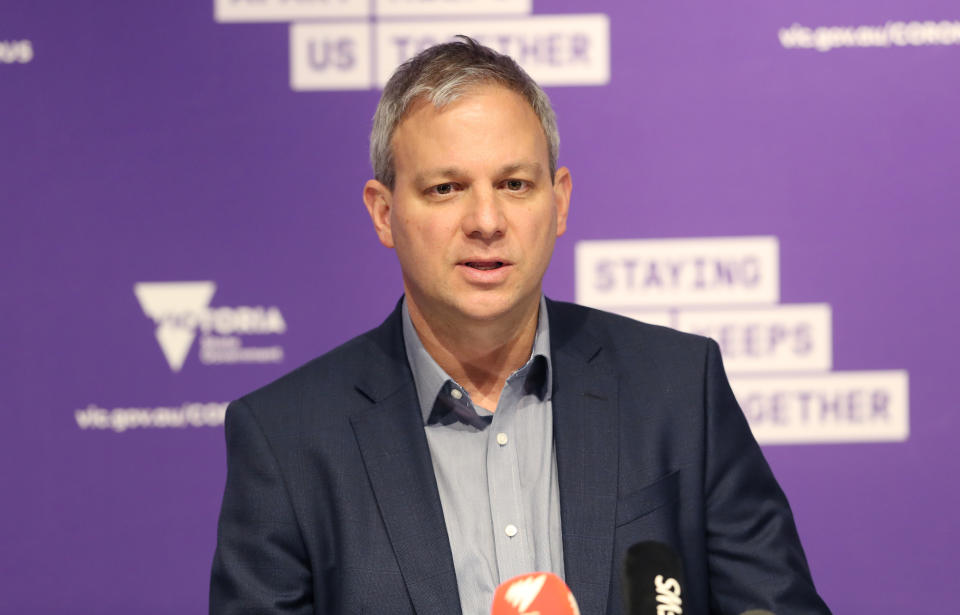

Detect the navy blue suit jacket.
[{"left": 210, "top": 299, "right": 830, "bottom": 614}]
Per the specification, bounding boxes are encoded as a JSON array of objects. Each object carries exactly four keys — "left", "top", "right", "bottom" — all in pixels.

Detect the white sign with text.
[
  {"left": 290, "top": 22, "right": 372, "bottom": 91},
  {"left": 732, "top": 371, "right": 909, "bottom": 444},
  {"left": 675, "top": 304, "right": 832, "bottom": 373},
  {"left": 375, "top": 0, "right": 531, "bottom": 18},
  {"left": 576, "top": 236, "right": 780, "bottom": 309},
  {"left": 375, "top": 15, "right": 610, "bottom": 87},
  {"left": 216, "top": 0, "right": 368, "bottom": 21}
]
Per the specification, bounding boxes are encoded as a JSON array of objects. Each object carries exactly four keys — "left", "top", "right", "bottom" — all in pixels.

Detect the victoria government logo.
[
  {"left": 214, "top": 0, "right": 610, "bottom": 91},
  {"left": 134, "top": 281, "right": 286, "bottom": 372}
]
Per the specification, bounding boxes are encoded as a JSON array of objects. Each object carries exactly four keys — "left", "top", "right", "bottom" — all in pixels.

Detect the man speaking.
[{"left": 210, "top": 37, "right": 830, "bottom": 614}]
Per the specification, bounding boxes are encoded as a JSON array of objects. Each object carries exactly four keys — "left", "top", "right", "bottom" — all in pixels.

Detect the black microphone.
[{"left": 621, "top": 541, "right": 685, "bottom": 615}]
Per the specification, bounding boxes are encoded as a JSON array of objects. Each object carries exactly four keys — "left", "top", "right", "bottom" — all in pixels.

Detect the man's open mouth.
[
  {"left": 464, "top": 261, "right": 505, "bottom": 271},
  {"left": 465, "top": 262, "right": 505, "bottom": 271}
]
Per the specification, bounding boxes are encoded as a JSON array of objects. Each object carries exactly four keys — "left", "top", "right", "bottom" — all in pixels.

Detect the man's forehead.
[{"left": 412, "top": 161, "right": 545, "bottom": 184}]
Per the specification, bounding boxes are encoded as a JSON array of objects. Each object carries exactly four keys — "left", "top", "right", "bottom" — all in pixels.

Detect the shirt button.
[
  {"left": 496, "top": 432, "right": 509, "bottom": 446},
  {"left": 505, "top": 524, "right": 518, "bottom": 538},
  {"left": 450, "top": 389, "right": 463, "bottom": 400}
]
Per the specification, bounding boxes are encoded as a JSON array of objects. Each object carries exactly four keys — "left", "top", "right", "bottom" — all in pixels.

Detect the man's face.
[{"left": 364, "top": 84, "right": 571, "bottom": 328}]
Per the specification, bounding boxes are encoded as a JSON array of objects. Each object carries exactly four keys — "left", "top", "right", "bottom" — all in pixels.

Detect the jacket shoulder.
[
  {"left": 547, "top": 299, "right": 711, "bottom": 359},
  {"left": 243, "top": 332, "right": 375, "bottom": 401},
  {"left": 234, "top": 305, "right": 405, "bottom": 429}
]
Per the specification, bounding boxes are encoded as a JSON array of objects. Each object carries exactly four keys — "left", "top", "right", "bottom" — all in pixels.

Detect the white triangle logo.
[{"left": 133, "top": 281, "right": 217, "bottom": 372}]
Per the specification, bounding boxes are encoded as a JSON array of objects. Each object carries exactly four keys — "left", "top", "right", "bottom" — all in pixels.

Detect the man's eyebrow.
[
  {"left": 413, "top": 162, "right": 544, "bottom": 185},
  {"left": 498, "top": 161, "right": 543, "bottom": 177},
  {"left": 414, "top": 167, "right": 463, "bottom": 185}
]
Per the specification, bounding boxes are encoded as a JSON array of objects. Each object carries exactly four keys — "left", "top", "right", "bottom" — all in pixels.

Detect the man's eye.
[
  {"left": 429, "top": 183, "right": 457, "bottom": 196},
  {"left": 504, "top": 179, "right": 528, "bottom": 191}
]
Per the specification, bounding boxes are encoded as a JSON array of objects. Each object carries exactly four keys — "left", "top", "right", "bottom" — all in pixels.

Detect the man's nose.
[{"left": 462, "top": 187, "right": 506, "bottom": 239}]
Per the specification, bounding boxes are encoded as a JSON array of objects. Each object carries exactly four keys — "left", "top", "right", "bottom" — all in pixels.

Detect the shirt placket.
[{"left": 486, "top": 370, "right": 533, "bottom": 581}]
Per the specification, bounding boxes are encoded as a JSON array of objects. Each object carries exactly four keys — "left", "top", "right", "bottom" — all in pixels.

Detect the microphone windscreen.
[
  {"left": 490, "top": 571, "right": 580, "bottom": 615},
  {"left": 622, "top": 541, "right": 686, "bottom": 615}
]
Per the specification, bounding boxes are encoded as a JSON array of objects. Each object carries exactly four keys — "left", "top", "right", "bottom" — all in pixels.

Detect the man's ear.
[
  {"left": 363, "top": 179, "right": 395, "bottom": 248},
  {"left": 553, "top": 166, "right": 572, "bottom": 237}
]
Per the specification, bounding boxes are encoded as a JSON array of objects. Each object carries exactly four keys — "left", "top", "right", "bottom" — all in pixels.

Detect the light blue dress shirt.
[{"left": 401, "top": 296, "right": 565, "bottom": 615}]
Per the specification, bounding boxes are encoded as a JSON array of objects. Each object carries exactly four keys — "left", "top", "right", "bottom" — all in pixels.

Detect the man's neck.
[{"left": 406, "top": 297, "right": 541, "bottom": 411}]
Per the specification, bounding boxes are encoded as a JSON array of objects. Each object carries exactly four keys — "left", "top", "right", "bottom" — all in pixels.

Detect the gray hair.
[{"left": 370, "top": 36, "right": 560, "bottom": 190}]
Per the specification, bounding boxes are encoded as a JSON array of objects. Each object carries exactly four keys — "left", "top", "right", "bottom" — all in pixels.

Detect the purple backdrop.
[{"left": 3, "top": 0, "right": 958, "bottom": 612}]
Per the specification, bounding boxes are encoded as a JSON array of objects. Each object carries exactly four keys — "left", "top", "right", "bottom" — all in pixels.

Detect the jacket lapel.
[
  {"left": 548, "top": 300, "right": 620, "bottom": 615},
  {"left": 349, "top": 304, "right": 462, "bottom": 615}
]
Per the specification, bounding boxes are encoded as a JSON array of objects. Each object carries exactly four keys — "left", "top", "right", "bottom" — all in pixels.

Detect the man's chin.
[
  {"left": 404, "top": 286, "right": 540, "bottom": 328},
  {"left": 450, "top": 293, "right": 540, "bottom": 325}
]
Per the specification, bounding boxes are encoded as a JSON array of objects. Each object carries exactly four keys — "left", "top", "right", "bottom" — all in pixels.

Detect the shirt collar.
[{"left": 402, "top": 296, "right": 553, "bottom": 425}]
